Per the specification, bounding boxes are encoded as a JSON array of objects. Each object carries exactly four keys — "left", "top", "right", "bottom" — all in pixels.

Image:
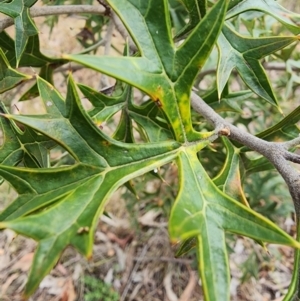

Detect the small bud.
[{"left": 219, "top": 127, "right": 230, "bottom": 136}]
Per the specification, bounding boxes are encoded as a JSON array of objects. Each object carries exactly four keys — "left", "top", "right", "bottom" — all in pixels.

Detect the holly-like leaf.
[
  {"left": 0, "top": 0, "right": 38, "bottom": 66},
  {"left": 169, "top": 149, "right": 300, "bottom": 301},
  {"left": 78, "top": 83, "right": 126, "bottom": 127},
  {"left": 0, "top": 79, "right": 59, "bottom": 168},
  {"left": 0, "top": 74, "right": 183, "bottom": 295},
  {"left": 128, "top": 99, "right": 174, "bottom": 142},
  {"left": 0, "top": 32, "right": 66, "bottom": 68},
  {"left": 217, "top": 24, "right": 298, "bottom": 106},
  {"left": 0, "top": 109, "right": 55, "bottom": 168},
  {"left": 19, "top": 65, "right": 56, "bottom": 101},
  {"left": 203, "top": 86, "right": 253, "bottom": 113},
  {"left": 226, "top": 0, "right": 300, "bottom": 34},
  {"left": 64, "top": 0, "right": 228, "bottom": 142},
  {"left": 0, "top": 48, "right": 31, "bottom": 93},
  {"left": 0, "top": 31, "right": 67, "bottom": 100},
  {"left": 213, "top": 138, "right": 248, "bottom": 206},
  {"left": 242, "top": 154, "right": 273, "bottom": 174},
  {"left": 1, "top": 1, "right": 300, "bottom": 300},
  {"left": 76, "top": 81, "right": 173, "bottom": 143},
  {"left": 174, "top": 0, "right": 207, "bottom": 39},
  {"left": 255, "top": 105, "right": 300, "bottom": 142}
]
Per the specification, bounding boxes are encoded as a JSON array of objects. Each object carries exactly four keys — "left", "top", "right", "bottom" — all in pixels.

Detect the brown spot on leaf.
[{"left": 155, "top": 99, "right": 162, "bottom": 107}]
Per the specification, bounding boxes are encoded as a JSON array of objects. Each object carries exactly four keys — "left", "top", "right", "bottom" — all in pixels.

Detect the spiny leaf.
[
  {"left": 0, "top": 101, "right": 54, "bottom": 168},
  {"left": 78, "top": 81, "right": 172, "bottom": 143},
  {"left": 226, "top": 0, "right": 300, "bottom": 34},
  {"left": 20, "top": 65, "right": 55, "bottom": 101},
  {"left": 78, "top": 84, "right": 125, "bottom": 127},
  {"left": 0, "top": 151, "right": 180, "bottom": 296},
  {"left": 256, "top": 105, "right": 300, "bottom": 141},
  {"left": 174, "top": 0, "right": 227, "bottom": 87},
  {"left": 0, "top": 32, "right": 66, "bottom": 68},
  {"left": 170, "top": 149, "right": 300, "bottom": 301},
  {"left": 3, "top": 76, "right": 181, "bottom": 166},
  {"left": 0, "top": 0, "right": 39, "bottom": 66},
  {"left": 213, "top": 139, "right": 268, "bottom": 250},
  {"left": 202, "top": 86, "right": 253, "bottom": 113},
  {"left": 217, "top": 23, "right": 298, "bottom": 106},
  {"left": 0, "top": 31, "right": 66, "bottom": 101},
  {"left": 174, "top": 0, "right": 207, "bottom": 39},
  {"left": 0, "top": 74, "right": 183, "bottom": 295},
  {"left": 128, "top": 100, "right": 174, "bottom": 142},
  {"left": 0, "top": 1, "right": 298, "bottom": 300},
  {"left": 0, "top": 48, "right": 31, "bottom": 93},
  {"left": 213, "top": 138, "right": 248, "bottom": 206},
  {"left": 64, "top": 0, "right": 228, "bottom": 142},
  {"left": 243, "top": 155, "right": 274, "bottom": 174}
]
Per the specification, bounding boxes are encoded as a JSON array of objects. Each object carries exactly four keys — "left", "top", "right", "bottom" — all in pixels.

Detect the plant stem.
[
  {"left": 191, "top": 92, "right": 300, "bottom": 217},
  {"left": 0, "top": 5, "right": 105, "bottom": 31}
]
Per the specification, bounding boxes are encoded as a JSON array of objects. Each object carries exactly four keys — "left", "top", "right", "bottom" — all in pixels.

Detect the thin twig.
[
  {"left": 99, "top": 19, "right": 115, "bottom": 89},
  {"left": 198, "top": 62, "right": 300, "bottom": 78},
  {"left": 0, "top": 5, "right": 106, "bottom": 32},
  {"left": 110, "top": 10, "right": 137, "bottom": 53},
  {"left": 191, "top": 91, "right": 300, "bottom": 217},
  {"left": 120, "top": 244, "right": 148, "bottom": 301},
  {"left": 133, "top": 256, "right": 193, "bottom": 264},
  {"left": 283, "top": 136, "right": 300, "bottom": 149},
  {"left": 75, "top": 38, "right": 107, "bottom": 55},
  {"left": 104, "top": 20, "right": 115, "bottom": 56}
]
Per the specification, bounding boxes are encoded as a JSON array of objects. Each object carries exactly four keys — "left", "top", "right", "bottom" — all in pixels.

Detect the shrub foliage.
[{"left": 0, "top": 0, "right": 300, "bottom": 300}]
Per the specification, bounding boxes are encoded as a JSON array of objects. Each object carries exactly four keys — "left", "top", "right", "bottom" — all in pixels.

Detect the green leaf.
[
  {"left": 19, "top": 65, "right": 56, "bottom": 101},
  {"left": 0, "top": 100, "right": 54, "bottom": 169},
  {"left": 0, "top": 32, "right": 66, "bottom": 68},
  {"left": 175, "top": 237, "right": 196, "bottom": 257},
  {"left": 0, "top": 104, "right": 22, "bottom": 166},
  {"left": 0, "top": 48, "right": 31, "bottom": 93},
  {"left": 169, "top": 0, "right": 189, "bottom": 35},
  {"left": 226, "top": 0, "right": 300, "bottom": 34},
  {"left": 203, "top": 86, "right": 253, "bottom": 113},
  {"left": 0, "top": 0, "right": 39, "bottom": 66},
  {"left": 169, "top": 149, "right": 300, "bottom": 301},
  {"left": 213, "top": 138, "right": 248, "bottom": 206},
  {"left": 0, "top": 74, "right": 183, "bottom": 295},
  {"left": 243, "top": 155, "right": 274, "bottom": 174},
  {"left": 78, "top": 81, "right": 171, "bottom": 143},
  {"left": 113, "top": 107, "right": 135, "bottom": 143},
  {"left": 64, "top": 0, "right": 228, "bottom": 142},
  {"left": 283, "top": 226, "right": 300, "bottom": 300},
  {"left": 78, "top": 84, "right": 126, "bottom": 126},
  {"left": 217, "top": 23, "right": 298, "bottom": 106},
  {"left": 0, "top": 31, "right": 67, "bottom": 100},
  {"left": 128, "top": 100, "right": 174, "bottom": 142},
  {"left": 255, "top": 99, "right": 300, "bottom": 142},
  {"left": 1, "top": 1, "right": 299, "bottom": 300},
  {"left": 174, "top": 0, "right": 207, "bottom": 39}
]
